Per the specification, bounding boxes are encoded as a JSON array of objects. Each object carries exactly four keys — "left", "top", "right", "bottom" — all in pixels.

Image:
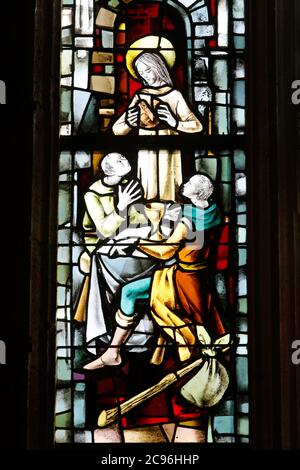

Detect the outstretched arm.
[{"left": 138, "top": 222, "right": 187, "bottom": 260}]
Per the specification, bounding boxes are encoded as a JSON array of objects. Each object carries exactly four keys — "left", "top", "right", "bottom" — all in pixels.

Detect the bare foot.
[{"left": 83, "top": 352, "right": 122, "bottom": 370}]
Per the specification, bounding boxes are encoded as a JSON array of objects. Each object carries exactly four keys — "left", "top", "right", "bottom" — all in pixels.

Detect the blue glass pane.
[
  {"left": 233, "top": 81, "right": 245, "bottom": 107},
  {"left": 214, "top": 416, "right": 235, "bottom": 434},
  {"left": 74, "top": 383, "right": 86, "bottom": 428},
  {"left": 234, "top": 35, "right": 245, "bottom": 49}
]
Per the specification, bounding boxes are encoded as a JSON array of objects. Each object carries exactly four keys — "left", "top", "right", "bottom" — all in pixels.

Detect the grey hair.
[
  {"left": 101, "top": 153, "right": 127, "bottom": 176},
  {"left": 134, "top": 52, "right": 173, "bottom": 86},
  {"left": 193, "top": 175, "right": 214, "bottom": 200}
]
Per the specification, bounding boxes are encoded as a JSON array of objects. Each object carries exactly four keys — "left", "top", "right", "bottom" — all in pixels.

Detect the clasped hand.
[{"left": 126, "top": 103, "right": 177, "bottom": 129}]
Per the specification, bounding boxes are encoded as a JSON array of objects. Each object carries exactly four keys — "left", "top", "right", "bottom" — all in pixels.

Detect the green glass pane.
[
  {"left": 55, "top": 411, "right": 72, "bottom": 428},
  {"left": 57, "top": 358, "right": 72, "bottom": 382},
  {"left": 220, "top": 183, "right": 232, "bottom": 212},
  {"left": 233, "top": 81, "right": 245, "bottom": 107},
  {"left": 214, "top": 416, "right": 234, "bottom": 434},
  {"left": 74, "top": 348, "right": 92, "bottom": 369},
  {"left": 58, "top": 184, "right": 72, "bottom": 225},
  {"left": 60, "top": 89, "right": 72, "bottom": 122},
  {"left": 195, "top": 157, "right": 217, "bottom": 179},
  {"left": 213, "top": 59, "right": 228, "bottom": 90},
  {"left": 234, "top": 150, "right": 246, "bottom": 170},
  {"left": 108, "top": 0, "right": 120, "bottom": 7},
  {"left": 238, "top": 298, "right": 248, "bottom": 315},
  {"left": 238, "top": 416, "right": 249, "bottom": 435},
  {"left": 236, "top": 357, "right": 248, "bottom": 393},
  {"left": 221, "top": 156, "right": 232, "bottom": 182},
  {"left": 78, "top": 95, "right": 101, "bottom": 134},
  {"left": 63, "top": 0, "right": 73, "bottom": 4},
  {"left": 57, "top": 264, "right": 71, "bottom": 285}
]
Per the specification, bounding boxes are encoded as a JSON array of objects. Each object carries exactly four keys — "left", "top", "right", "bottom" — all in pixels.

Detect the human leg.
[{"left": 84, "top": 277, "right": 152, "bottom": 370}]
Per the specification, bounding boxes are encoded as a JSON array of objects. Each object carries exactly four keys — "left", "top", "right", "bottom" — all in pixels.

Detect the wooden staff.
[{"left": 97, "top": 356, "right": 204, "bottom": 428}]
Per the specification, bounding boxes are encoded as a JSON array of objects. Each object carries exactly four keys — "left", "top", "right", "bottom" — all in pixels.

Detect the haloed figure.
[{"left": 113, "top": 52, "right": 202, "bottom": 202}]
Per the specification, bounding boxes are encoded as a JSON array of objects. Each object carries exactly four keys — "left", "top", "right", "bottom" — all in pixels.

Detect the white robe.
[{"left": 112, "top": 86, "right": 202, "bottom": 201}]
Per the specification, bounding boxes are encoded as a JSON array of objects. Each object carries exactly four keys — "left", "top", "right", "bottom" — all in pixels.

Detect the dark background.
[
  {"left": 0, "top": 1, "right": 34, "bottom": 449},
  {"left": 0, "top": 0, "right": 299, "bottom": 456}
]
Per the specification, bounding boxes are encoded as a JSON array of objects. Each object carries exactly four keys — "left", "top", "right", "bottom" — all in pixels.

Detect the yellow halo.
[{"left": 125, "top": 36, "right": 176, "bottom": 80}]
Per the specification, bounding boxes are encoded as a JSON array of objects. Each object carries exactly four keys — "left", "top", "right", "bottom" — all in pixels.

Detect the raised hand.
[
  {"left": 156, "top": 103, "right": 177, "bottom": 129},
  {"left": 117, "top": 180, "right": 143, "bottom": 212},
  {"left": 126, "top": 106, "right": 140, "bottom": 127}
]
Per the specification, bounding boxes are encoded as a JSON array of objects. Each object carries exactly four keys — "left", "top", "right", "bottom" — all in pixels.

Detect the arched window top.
[{"left": 56, "top": 0, "right": 248, "bottom": 446}]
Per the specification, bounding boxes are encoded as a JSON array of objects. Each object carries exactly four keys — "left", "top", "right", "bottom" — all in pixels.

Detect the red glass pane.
[{"left": 210, "top": 0, "right": 216, "bottom": 17}]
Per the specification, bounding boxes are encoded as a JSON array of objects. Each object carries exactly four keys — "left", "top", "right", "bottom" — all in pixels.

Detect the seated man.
[{"left": 84, "top": 174, "right": 228, "bottom": 370}]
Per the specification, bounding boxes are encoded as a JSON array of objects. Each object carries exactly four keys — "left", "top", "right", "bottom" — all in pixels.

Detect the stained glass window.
[{"left": 56, "top": 0, "right": 248, "bottom": 445}]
